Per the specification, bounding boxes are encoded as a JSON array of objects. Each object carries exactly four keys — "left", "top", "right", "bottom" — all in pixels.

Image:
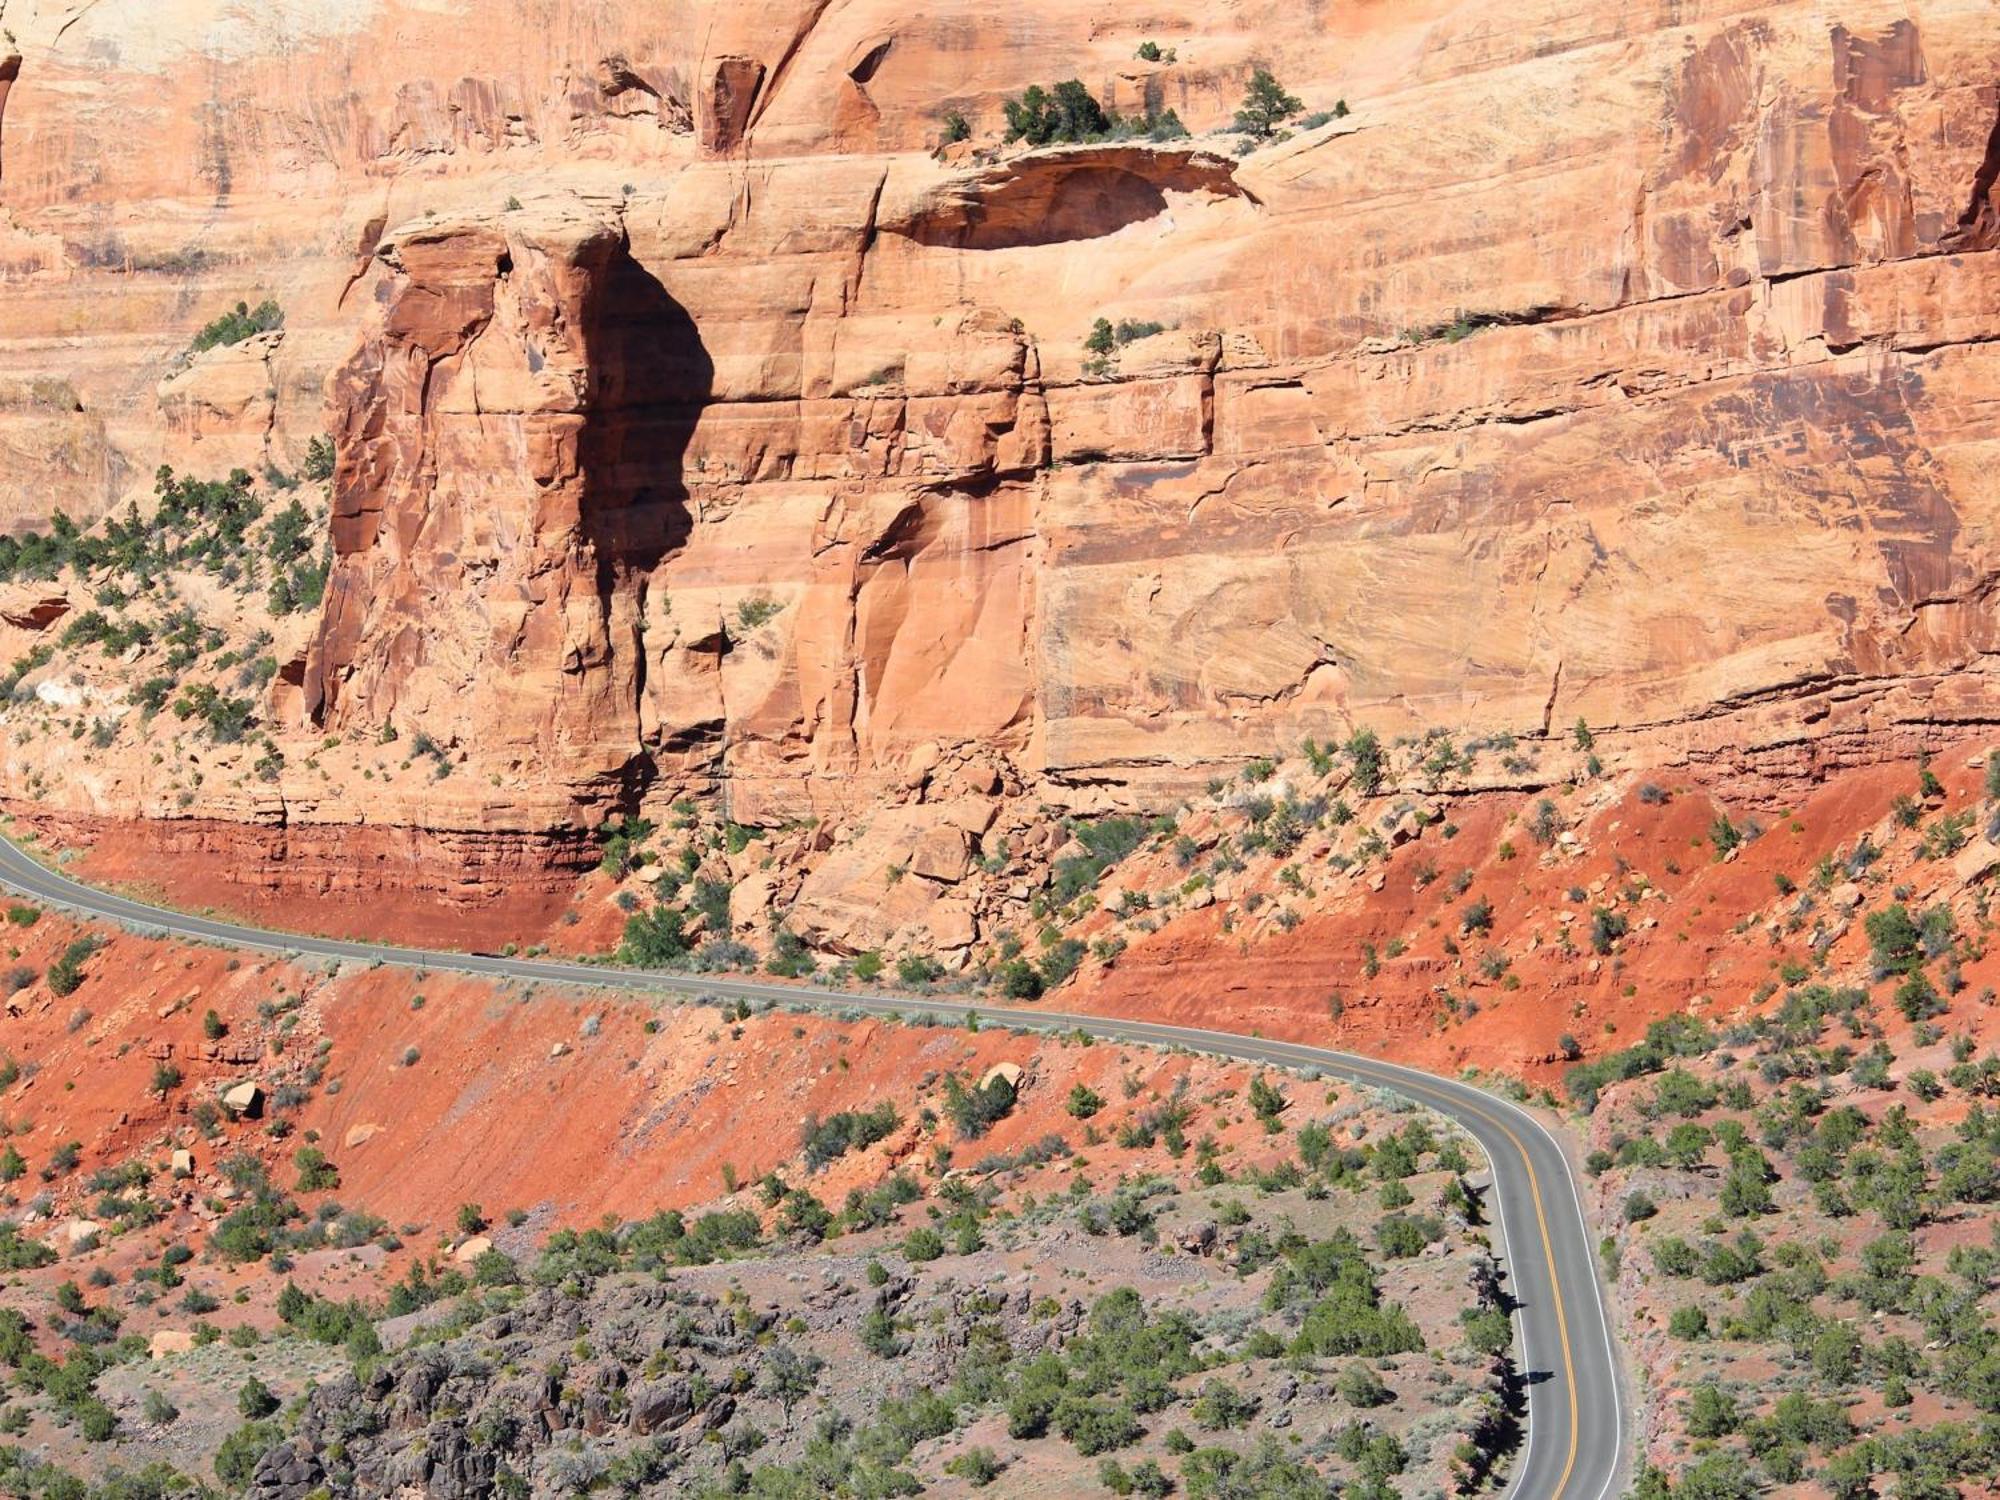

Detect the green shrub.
[
  {"left": 1249, "top": 1075, "right": 1286, "bottom": 1128},
  {"left": 1037, "top": 937, "right": 1088, "bottom": 989},
  {"left": 896, "top": 953, "right": 942, "bottom": 986},
  {"left": 190, "top": 299, "right": 283, "bottom": 355},
  {"left": 945, "top": 1446, "right": 1001, "bottom": 1485},
  {"left": 1233, "top": 68, "right": 1302, "bottom": 137},
  {"left": 618, "top": 906, "right": 689, "bottom": 967},
  {"left": 765, "top": 926, "right": 816, "bottom": 979},
  {"left": 944, "top": 1072, "right": 1018, "bottom": 1138},
  {"left": 1004, "top": 80, "right": 1109, "bottom": 145},
  {"left": 170, "top": 682, "right": 255, "bottom": 743},
  {"left": 1280, "top": 1232, "right": 1425, "bottom": 1357},
  {"left": 1684, "top": 1382, "right": 1738, "bottom": 1438},
  {"left": 1895, "top": 969, "right": 1944, "bottom": 1022},
  {"left": 78, "top": 1400, "right": 117, "bottom": 1442},
  {"left": 292, "top": 1147, "right": 338, "bottom": 1193},
  {"left": 1375, "top": 1213, "right": 1441, "bottom": 1258},
  {"left": 778, "top": 1189, "right": 832, "bottom": 1242},
  {"left": 1191, "top": 1378, "right": 1257, "bottom": 1430},
  {"left": 0, "top": 1226, "right": 52, "bottom": 1272},
  {"left": 997, "top": 958, "right": 1043, "bottom": 999},
  {"left": 46, "top": 937, "right": 100, "bottom": 998},
  {"left": 1055, "top": 1395, "right": 1141, "bottom": 1455},
  {"left": 1866, "top": 903, "right": 1922, "bottom": 975},
  {"left": 1346, "top": 728, "right": 1383, "bottom": 794},
  {"left": 1067, "top": 1084, "right": 1105, "bottom": 1119},
  {"left": 236, "top": 1376, "right": 279, "bottom": 1420},
  {"left": 1564, "top": 1014, "right": 1715, "bottom": 1111},
  {"left": 801, "top": 1102, "right": 899, "bottom": 1170},
  {"left": 1050, "top": 816, "right": 1153, "bottom": 903},
  {"left": 214, "top": 1420, "right": 282, "bottom": 1488},
  {"left": 1336, "top": 1362, "right": 1392, "bottom": 1407},
  {"left": 1183, "top": 1438, "right": 1336, "bottom": 1498},
  {"left": 301, "top": 435, "right": 335, "bottom": 482}
]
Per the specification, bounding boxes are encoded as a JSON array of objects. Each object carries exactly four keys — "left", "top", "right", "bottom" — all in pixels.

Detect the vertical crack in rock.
[
  {"left": 852, "top": 164, "right": 889, "bottom": 297},
  {"left": 336, "top": 212, "right": 390, "bottom": 309},
  {"left": 51, "top": 0, "right": 102, "bottom": 45},
  {"left": 745, "top": 0, "right": 837, "bottom": 136}
]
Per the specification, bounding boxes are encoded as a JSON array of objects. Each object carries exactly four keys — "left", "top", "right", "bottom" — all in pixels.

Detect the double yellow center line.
[{"left": 1350, "top": 1064, "right": 1583, "bottom": 1499}]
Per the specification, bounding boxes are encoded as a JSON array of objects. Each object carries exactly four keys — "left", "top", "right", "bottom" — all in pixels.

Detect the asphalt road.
[{"left": 0, "top": 834, "right": 1624, "bottom": 1499}]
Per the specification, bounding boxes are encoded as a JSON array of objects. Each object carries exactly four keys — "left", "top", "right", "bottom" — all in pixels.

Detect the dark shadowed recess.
[{"left": 577, "top": 243, "right": 715, "bottom": 810}]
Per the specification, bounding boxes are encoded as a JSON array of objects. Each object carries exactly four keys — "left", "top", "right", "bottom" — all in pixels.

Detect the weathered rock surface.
[
  {"left": 155, "top": 331, "right": 286, "bottom": 477},
  {"left": 1, "top": 0, "right": 1999, "bottom": 935},
  {"left": 304, "top": 199, "right": 689, "bottom": 812},
  {"left": 0, "top": 589, "right": 68, "bottom": 630}
]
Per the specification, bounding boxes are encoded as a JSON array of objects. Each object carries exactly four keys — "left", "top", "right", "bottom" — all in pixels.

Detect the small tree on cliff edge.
[{"left": 1235, "top": 68, "right": 1303, "bottom": 138}]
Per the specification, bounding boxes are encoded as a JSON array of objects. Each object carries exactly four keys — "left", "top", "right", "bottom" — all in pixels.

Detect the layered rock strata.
[{"left": 0, "top": 0, "right": 1995, "bottom": 917}]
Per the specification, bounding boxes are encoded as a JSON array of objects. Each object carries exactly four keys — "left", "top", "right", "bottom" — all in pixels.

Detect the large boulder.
[
  {"left": 628, "top": 1378, "right": 695, "bottom": 1435},
  {"left": 908, "top": 824, "right": 974, "bottom": 883},
  {"left": 148, "top": 1329, "right": 195, "bottom": 1359},
  {"left": 452, "top": 1234, "right": 493, "bottom": 1264},
  {"left": 246, "top": 1440, "right": 324, "bottom": 1500},
  {"left": 980, "top": 1061, "right": 1025, "bottom": 1094}
]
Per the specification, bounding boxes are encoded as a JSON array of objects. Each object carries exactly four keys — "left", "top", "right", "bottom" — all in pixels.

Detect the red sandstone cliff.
[{"left": 0, "top": 0, "right": 1997, "bottom": 935}]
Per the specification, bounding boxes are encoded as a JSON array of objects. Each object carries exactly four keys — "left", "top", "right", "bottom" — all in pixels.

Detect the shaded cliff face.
[
  {"left": 1, "top": 0, "right": 1999, "bottom": 898},
  {"left": 303, "top": 205, "right": 712, "bottom": 807},
  {"left": 297, "top": 190, "right": 1048, "bottom": 818}
]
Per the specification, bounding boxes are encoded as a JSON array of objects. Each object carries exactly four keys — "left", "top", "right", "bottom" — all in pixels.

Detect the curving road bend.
[{"left": 0, "top": 835, "right": 1624, "bottom": 1499}]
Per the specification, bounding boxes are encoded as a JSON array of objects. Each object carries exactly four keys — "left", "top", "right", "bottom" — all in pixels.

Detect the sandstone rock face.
[
  {"left": 0, "top": 50, "right": 19, "bottom": 188},
  {"left": 702, "top": 57, "right": 765, "bottom": 153},
  {"left": 0, "top": 590, "right": 68, "bottom": 630},
  {"left": 2, "top": 0, "right": 2000, "bottom": 927},
  {"left": 304, "top": 199, "right": 697, "bottom": 811},
  {"left": 155, "top": 332, "right": 285, "bottom": 478}
]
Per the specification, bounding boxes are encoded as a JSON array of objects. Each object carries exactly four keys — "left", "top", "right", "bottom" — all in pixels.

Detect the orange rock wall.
[{"left": 3, "top": 0, "right": 2000, "bottom": 850}]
